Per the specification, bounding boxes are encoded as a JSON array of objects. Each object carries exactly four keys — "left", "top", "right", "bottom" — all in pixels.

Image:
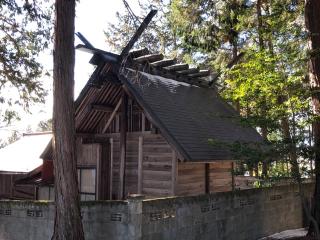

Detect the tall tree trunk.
[
  {"left": 256, "top": 0, "right": 264, "bottom": 50},
  {"left": 52, "top": 0, "right": 84, "bottom": 239},
  {"left": 280, "top": 117, "right": 300, "bottom": 182},
  {"left": 305, "top": 0, "right": 320, "bottom": 236},
  {"left": 256, "top": 0, "right": 269, "bottom": 179},
  {"left": 261, "top": 126, "right": 268, "bottom": 178}
]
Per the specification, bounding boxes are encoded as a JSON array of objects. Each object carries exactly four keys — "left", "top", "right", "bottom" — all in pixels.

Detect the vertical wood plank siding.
[
  {"left": 209, "top": 161, "right": 233, "bottom": 192},
  {"left": 138, "top": 136, "right": 143, "bottom": 194},
  {"left": 76, "top": 138, "right": 100, "bottom": 166},
  {"left": 76, "top": 135, "right": 233, "bottom": 199},
  {"left": 108, "top": 133, "right": 173, "bottom": 198}
]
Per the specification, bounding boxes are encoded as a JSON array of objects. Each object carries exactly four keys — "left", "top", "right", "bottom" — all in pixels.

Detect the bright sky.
[
  {"left": 74, "top": 0, "right": 141, "bottom": 94},
  {"left": 0, "top": 0, "right": 142, "bottom": 139}
]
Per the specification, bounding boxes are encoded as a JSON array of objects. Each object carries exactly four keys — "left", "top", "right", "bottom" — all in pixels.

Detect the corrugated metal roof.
[{"left": 121, "top": 70, "right": 263, "bottom": 161}]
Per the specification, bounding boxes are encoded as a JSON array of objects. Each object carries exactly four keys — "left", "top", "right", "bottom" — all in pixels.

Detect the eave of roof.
[{"left": 119, "top": 69, "right": 263, "bottom": 161}]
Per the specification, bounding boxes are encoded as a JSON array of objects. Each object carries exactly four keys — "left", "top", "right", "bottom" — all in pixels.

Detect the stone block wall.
[
  {"left": 140, "top": 184, "right": 314, "bottom": 240},
  {"left": 0, "top": 183, "right": 314, "bottom": 240}
]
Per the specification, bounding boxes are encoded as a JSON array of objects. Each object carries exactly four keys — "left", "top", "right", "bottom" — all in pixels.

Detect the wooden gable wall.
[
  {"left": 74, "top": 88, "right": 234, "bottom": 200},
  {"left": 106, "top": 133, "right": 175, "bottom": 199}
]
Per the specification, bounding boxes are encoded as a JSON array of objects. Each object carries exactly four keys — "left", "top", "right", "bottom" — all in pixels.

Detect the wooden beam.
[
  {"left": 151, "top": 59, "right": 177, "bottom": 68},
  {"left": 205, "top": 163, "right": 210, "bottom": 194},
  {"left": 90, "top": 104, "right": 113, "bottom": 112},
  {"left": 138, "top": 136, "right": 143, "bottom": 194},
  {"left": 188, "top": 70, "right": 210, "bottom": 78},
  {"left": 171, "top": 151, "right": 177, "bottom": 195},
  {"left": 134, "top": 54, "right": 164, "bottom": 63},
  {"left": 75, "top": 32, "right": 94, "bottom": 48},
  {"left": 102, "top": 98, "right": 122, "bottom": 133},
  {"left": 98, "top": 143, "right": 110, "bottom": 200},
  {"left": 129, "top": 48, "right": 150, "bottom": 58},
  {"left": 231, "top": 161, "right": 235, "bottom": 191},
  {"left": 141, "top": 113, "right": 146, "bottom": 132},
  {"left": 109, "top": 138, "right": 114, "bottom": 199},
  {"left": 96, "top": 145, "right": 101, "bottom": 200},
  {"left": 120, "top": 10, "right": 157, "bottom": 56},
  {"left": 124, "top": 61, "right": 209, "bottom": 88},
  {"left": 75, "top": 44, "right": 119, "bottom": 63},
  {"left": 177, "top": 68, "right": 199, "bottom": 75},
  {"left": 165, "top": 63, "right": 189, "bottom": 72},
  {"left": 82, "top": 136, "right": 110, "bottom": 144},
  {"left": 119, "top": 93, "right": 128, "bottom": 200}
]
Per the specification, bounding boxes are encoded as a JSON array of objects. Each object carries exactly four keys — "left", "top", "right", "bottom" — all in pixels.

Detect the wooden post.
[
  {"left": 119, "top": 92, "right": 128, "bottom": 200},
  {"left": 10, "top": 175, "right": 13, "bottom": 199},
  {"left": 120, "top": 10, "right": 157, "bottom": 56},
  {"left": 96, "top": 144, "right": 101, "bottom": 200},
  {"left": 231, "top": 161, "right": 235, "bottom": 191},
  {"left": 102, "top": 98, "right": 122, "bottom": 133},
  {"left": 35, "top": 186, "right": 39, "bottom": 200},
  {"left": 171, "top": 151, "right": 177, "bottom": 195},
  {"left": 98, "top": 143, "right": 110, "bottom": 200},
  {"left": 205, "top": 163, "right": 210, "bottom": 194},
  {"left": 138, "top": 136, "right": 143, "bottom": 194},
  {"left": 116, "top": 115, "right": 120, "bottom": 133},
  {"left": 141, "top": 113, "right": 145, "bottom": 132},
  {"left": 109, "top": 138, "right": 114, "bottom": 199}
]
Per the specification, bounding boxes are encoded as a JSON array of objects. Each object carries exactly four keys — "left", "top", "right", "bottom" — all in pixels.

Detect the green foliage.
[
  {"left": 220, "top": 0, "right": 313, "bottom": 179},
  {"left": 169, "top": 0, "right": 250, "bottom": 69},
  {"left": 0, "top": 0, "right": 52, "bottom": 124},
  {"left": 105, "top": 0, "right": 315, "bottom": 180},
  {"left": 37, "top": 118, "right": 52, "bottom": 132},
  {"left": 105, "top": 0, "right": 177, "bottom": 57}
]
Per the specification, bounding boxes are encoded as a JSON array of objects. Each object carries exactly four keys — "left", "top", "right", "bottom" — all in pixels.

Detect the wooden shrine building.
[
  {"left": 32, "top": 11, "right": 263, "bottom": 201},
  {"left": 37, "top": 51, "right": 262, "bottom": 200}
]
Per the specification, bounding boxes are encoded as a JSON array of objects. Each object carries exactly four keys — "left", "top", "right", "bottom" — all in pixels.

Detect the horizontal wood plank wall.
[
  {"left": 142, "top": 134, "right": 173, "bottom": 197},
  {"left": 177, "top": 163, "right": 205, "bottom": 196},
  {"left": 76, "top": 138, "right": 100, "bottom": 166},
  {"left": 209, "top": 161, "right": 233, "bottom": 192}
]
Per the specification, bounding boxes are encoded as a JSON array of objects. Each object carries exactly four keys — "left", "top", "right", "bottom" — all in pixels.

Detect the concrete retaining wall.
[{"left": 0, "top": 183, "right": 314, "bottom": 240}]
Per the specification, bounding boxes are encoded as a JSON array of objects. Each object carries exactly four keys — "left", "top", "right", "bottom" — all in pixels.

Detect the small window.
[{"left": 77, "top": 168, "right": 96, "bottom": 200}]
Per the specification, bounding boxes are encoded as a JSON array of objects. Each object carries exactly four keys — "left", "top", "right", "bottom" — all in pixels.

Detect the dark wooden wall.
[{"left": 0, "top": 173, "right": 35, "bottom": 199}]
